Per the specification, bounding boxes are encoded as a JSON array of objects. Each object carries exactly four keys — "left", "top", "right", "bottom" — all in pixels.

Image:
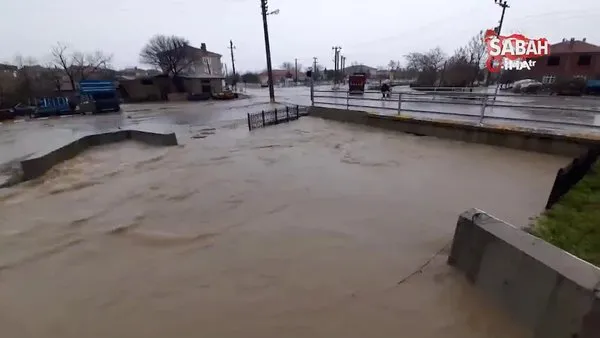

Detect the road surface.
[{"left": 246, "top": 85, "right": 600, "bottom": 135}]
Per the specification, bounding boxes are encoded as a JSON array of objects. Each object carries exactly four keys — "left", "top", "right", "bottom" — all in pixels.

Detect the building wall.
[
  {"left": 525, "top": 53, "right": 600, "bottom": 81},
  {"left": 120, "top": 76, "right": 223, "bottom": 102},
  {"left": 182, "top": 55, "right": 224, "bottom": 79}
]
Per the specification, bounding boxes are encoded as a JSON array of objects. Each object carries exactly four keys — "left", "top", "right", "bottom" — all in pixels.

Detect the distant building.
[
  {"left": 0, "top": 63, "right": 18, "bottom": 77},
  {"left": 522, "top": 38, "right": 600, "bottom": 83},
  {"left": 258, "top": 69, "right": 302, "bottom": 85}
]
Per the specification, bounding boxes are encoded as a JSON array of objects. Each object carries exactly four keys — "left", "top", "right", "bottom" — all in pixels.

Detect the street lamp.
[{"left": 261, "top": 0, "right": 279, "bottom": 103}]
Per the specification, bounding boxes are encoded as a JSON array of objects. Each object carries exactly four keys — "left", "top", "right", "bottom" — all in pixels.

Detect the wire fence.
[
  {"left": 311, "top": 88, "right": 600, "bottom": 134},
  {"left": 247, "top": 105, "right": 307, "bottom": 131},
  {"left": 545, "top": 146, "right": 600, "bottom": 209}
]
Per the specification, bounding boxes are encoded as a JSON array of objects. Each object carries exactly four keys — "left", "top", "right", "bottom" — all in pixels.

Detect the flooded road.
[
  {"left": 246, "top": 85, "right": 600, "bottom": 135},
  {"left": 0, "top": 117, "right": 566, "bottom": 337}
]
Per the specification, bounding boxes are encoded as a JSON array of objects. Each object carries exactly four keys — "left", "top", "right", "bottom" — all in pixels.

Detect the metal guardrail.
[
  {"left": 311, "top": 88, "right": 600, "bottom": 132},
  {"left": 247, "top": 105, "right": 305, "bottom": 131}
]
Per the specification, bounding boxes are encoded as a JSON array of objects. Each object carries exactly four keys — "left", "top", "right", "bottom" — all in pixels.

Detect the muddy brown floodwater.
[{"left": 0, "top": 117, "right": 567, "bottom": 338}]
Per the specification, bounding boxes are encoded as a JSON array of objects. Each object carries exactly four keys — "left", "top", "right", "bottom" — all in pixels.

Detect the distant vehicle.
[
  {"left": 348, "top": 73, "right": 366, "bottom": 95},
  {"left": 511, "top": 79, "right": 542, "bottom": 93},
  {"left": 9, "top": 103, "right": 37, "bottom": 117},
  {"left": 520, "top": 80, "right": 543, "bottom": 94},
  {"left": 550, "top": 78, "right": 586, "bottom": 96},
  {"left": 79, "top": 80, "right": 120, "bottom": 113},
  {"left": 585, "top": 80, "right": 600, "bottom": 95}
]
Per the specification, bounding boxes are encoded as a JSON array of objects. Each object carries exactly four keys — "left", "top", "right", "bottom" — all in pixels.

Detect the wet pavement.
[
  {"left": 243, "top": 85, "right": 600, "bottom": 135},
  {"left": 0, "top": 98, "right": 285, "bottom": 171},
  {"left": 2, "top": 86, "right": 599, "bottom": 171},
  {"left": 0, "top": 117, "right": 567, "bottom": 337}
]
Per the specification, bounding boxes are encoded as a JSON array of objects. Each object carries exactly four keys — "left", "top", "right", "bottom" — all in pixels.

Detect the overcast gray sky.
[{"left": 1, "top": 0, "right": 599, "bottom": 72}]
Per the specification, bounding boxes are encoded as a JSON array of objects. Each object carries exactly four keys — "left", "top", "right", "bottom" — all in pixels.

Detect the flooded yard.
[{"left": 0, "top": 117, "right": 567, "bottom": 337}]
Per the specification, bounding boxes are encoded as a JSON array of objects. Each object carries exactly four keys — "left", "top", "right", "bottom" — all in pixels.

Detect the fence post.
[
  {"left": 247, "top": 113, "right": 251, "bottom": 131},
  {"left": 346, "top": 91, "right": 349, "bottom": 110},
  {"left": 261, "top": 110, "right": 266, "bottom": 127},
  {"left": 286, "top": 106, "right": 290, "bottom": 121},
  {"left": 310, "top": 78, "right": 314, "bottom": 106},
  {"left": 296, "top": 105, "right": 300, "bottom": 118},
  {"left": 479, "top": 96, "right": 488, "bottom": 125},
  {"left": 274, "top": 108, "right": 278, "bottom": 124},
  {"left": 397, "top": 93, "right": 402, "bottom": 115}
]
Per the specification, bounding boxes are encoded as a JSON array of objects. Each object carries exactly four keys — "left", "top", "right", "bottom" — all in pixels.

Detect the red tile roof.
[{"left": 551, "top": 40, "right": 600, "bottom": 54}]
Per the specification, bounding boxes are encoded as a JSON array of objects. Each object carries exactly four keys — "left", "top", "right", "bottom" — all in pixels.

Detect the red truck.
[{"left": 348, "top": 73, "right": 366, "bottom": 95}]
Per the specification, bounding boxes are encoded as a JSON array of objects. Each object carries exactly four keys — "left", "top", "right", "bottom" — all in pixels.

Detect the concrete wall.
[
  {"left": 448, "top": 208, "right": 600, "bottom": 338},
  {"left": 19, "top": 130, "right": 178, "bottom": 182},
  {"left": 308, "top": 106, "right": 600, "bottom": 157}
]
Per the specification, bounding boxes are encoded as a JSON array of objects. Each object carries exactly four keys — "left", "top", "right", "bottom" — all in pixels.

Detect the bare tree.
[
  {"left": 444, "top": 47, "right": 477, "bottom": 86},
  {"left": 465, "top": 31, "right": 487, "bottom": 85},
  {"left": 140, "top": 35, "right": 195, "bottom": 77},
  {"left": 405, "top": 47, "right": 446, "bottom": 72},
  {"left": 405, "top": 47, "right": 446, "bottom": 86},
  {"left": 388, "top": 60, "right": 397, "bottom": 71},
  {"left": 51, "top": 43, "right": 112, "bottom": 91}
]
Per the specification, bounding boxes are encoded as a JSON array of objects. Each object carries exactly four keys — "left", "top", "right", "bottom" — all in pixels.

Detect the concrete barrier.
[
  {"left": 129, "top": 129, "right": 178, "bottom": 146},
  {"left": 19, "top": 130, "right": 178, "bottom": 182},
  {"left": 448, "top": 208, "right": 600, "bottom": 338},
  {"left": 308, "top": 106, "right": 600, "bottom": 157}
]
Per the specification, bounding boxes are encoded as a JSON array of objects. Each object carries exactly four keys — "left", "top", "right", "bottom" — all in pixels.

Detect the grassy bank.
[{"left": 533, "top": 161, "right": 600, "bottom": 266}]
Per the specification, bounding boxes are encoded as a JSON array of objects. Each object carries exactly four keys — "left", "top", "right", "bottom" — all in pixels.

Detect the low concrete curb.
[
  {"left": 308, "top": 106, "right": 600, "bottom": 157},
  {"left": 448, "top": 208, "right": 600, "bottom": 338},
  {"left": 19, "top": 130, "right": 178, "bottom": 182}
]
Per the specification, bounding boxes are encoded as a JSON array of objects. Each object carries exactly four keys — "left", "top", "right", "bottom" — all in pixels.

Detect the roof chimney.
[
  {"left": 583, "top": 37, "right": 587, "bottom": 42},
  {"left": 562, "top": 38, "right": 567, "bottom": 42},
  {"left": 200, "top": 43, "right": 207, "bottom": 51}
]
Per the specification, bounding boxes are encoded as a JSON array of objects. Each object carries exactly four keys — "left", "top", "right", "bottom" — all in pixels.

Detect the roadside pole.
[
  {"left": 490, "top": 0, "right": 510, "bottom": 107},
  {"left": 260, "top": 0, "right": 276, "bottom": 102},
  {"left": 310, "top": 58, "right": 316, "bottom": 106}
]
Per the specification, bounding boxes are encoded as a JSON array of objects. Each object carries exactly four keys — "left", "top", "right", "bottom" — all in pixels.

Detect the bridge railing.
[{"left": 311, "top": 88, "right": 600, "bottom": 133}]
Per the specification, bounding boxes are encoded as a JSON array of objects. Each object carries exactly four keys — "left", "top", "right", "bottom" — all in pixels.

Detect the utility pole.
[
  {"left": 294, "top": 58, "right": 298, "bottom": 83},
  {"left": 340, "top": 56, "right": 346, "bottom": 83},
  {"left": 491, "top": 0, "right": 510, "bottom": 92},
  {"left": 313, "top": 57, "right": 318, "bottom": 81},
  {"left": 495, "top": 0, "right": 510, "bottom": 37},
  {"left": 228, "top": 40, "right": 237, "bottom": 90},
  {"left": 260, "top": 0, "right": 276, "bottom": 102},
  {"left": 332, "top": 46, "right": 341, "bottom": 84}
]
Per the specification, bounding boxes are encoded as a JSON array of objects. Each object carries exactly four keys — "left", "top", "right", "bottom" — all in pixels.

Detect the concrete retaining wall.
[
  {"left": 448, "top": 208, "right": 600, "bottom": 338},
  {"left": 19, "top": 130, "right": 178, "bottom": 181},
  {"left": 308, "top": 106, "right": 600, "bottom": 157}
]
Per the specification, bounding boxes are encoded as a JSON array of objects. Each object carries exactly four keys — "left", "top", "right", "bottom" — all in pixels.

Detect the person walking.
[{"left": 381, "top": 82, "right": 391, "bottom": 99}]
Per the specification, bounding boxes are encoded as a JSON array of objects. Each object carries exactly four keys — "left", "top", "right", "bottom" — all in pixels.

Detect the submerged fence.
[
  {"left": 247, "top": 105, "right": 304, "bottom": 130},
  {"left": 545, "top": 146, "right": 600, "bottom": 209}
]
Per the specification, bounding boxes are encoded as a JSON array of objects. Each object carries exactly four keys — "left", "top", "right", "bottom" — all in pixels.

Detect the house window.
[
  {"left": 542, "top": 75, "right": 556, "bottom": 84},
  {"left": 547, "top": 56, "right": 560, "bottom": 66},
  {"left": 140, "top": 79, "right": 153, "bottom": 85},
  {"left": 577, "top": 55, "right": 592, "bottom": 66}
]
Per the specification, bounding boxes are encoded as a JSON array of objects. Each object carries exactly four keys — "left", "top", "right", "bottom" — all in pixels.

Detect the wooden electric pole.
[
  {"left": 260, "top": 0, "right": 275, "bottom": 102},
  {"left": 229, "top": 40, "right": 237, "bottom": 89}
]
